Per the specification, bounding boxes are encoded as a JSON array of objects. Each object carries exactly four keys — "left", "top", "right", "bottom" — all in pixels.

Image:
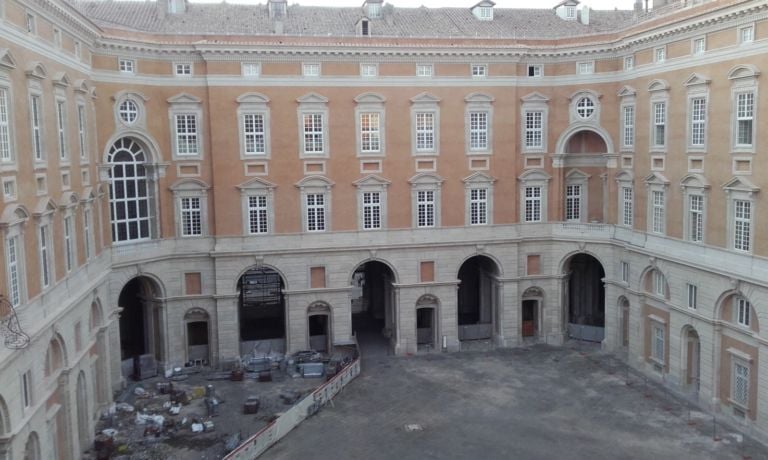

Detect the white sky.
[{"left": 192, "top": 0, "right": 638, "bottom": 11}]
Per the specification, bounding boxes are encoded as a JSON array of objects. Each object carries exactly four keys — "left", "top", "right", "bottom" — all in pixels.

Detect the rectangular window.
[
  {"left": 303, "top": 63, "right": 320, "bottom": 77},
  {"left": 306, "top": 193, "right": 326, "bottom": 232},
  {"left": 368, "top": 3, "right": 381, "bottom": 18},
  {"left": 417, "top": 190, "right": 435, "bottom": 228},
  {"left": 565, "top": 185, "right": 581, "bottom": 221},
  {"left": 26, "top": 13, "right": 35, "bottom": 33},
  {"left": 652, "top": 190, "right": 665, "bottom": 234},
  {"left": 22, "top": 370, "right": 32, "bottom": 408},
  {"left": 655, "top": 47, "right": 666, "bottom": 63},
  {"left": 242, "top": 62, "right": 260, "bottom": 77},
  {"left": 654, "top": 271, "right": 665, "bottom": 297},
  {"left": 180, "top": 197, "right": 202, "bottom": 237},
  {"left": 693, "top": 37, "right": 706, "bottom": 54},
  {"left": 736, "top": 92, "right": 754, "bottom": 146},
  {"left": 528, "top": 65, "right": 542, "bottom": 77},
  {"left": 689, "top": 194, "right": 704, "bottom": 242},
  {"left": 653, "top": 325, "right": 664, "bottom": 363},
  {"left": 56, "top": 100, "right": 67, "bottom": 160},
  {"left": 77, "top": 105, "right": 86, "bottom": 160},
  {"left": 622, "top": 105, "right": 635, "bottom": 148},
  {"left": 362, "top": 192, "right": 381, "bottom": 230},
  {"left": 690, "top": 97, "right": 706, "bottom": 146},
  {"left": 415, "top": 112, "right": 435, "bottom": 152},
  {"left": 737, "top": 297, "right": 751, "bottom": 327},
  {"left": 74, "top": 41, "right": 81, "bottom": 59},
  {"left": 740, "top": 25, "right": 754, "bottom": 44},
  {"left": 6, "top": 235, "right": 21, "bottom": 306},
  {"left": 653, "top": 102, "right": 666, "bottom": 147},
  {"left": 119, "top": 59, "right": 135, "bottom": 73},
  {"left": 29, "top": 95, "right": 45, "bottom": 161},
  {"left": 687, "top": 284, "right": 697, "bottom": 310},
  {"left": 621, "top": 261, "right": 630, "bottom": 283},
  {"left": 525, "top": 111, "right": 543, "bottom": 148},
  {"left": 734, "top": 200, "right": 751, "bottom": 252},
  {"left": 566, "top": 5, "right": 576, "bottom": 18},
  {"left": 83, "top": 209, "right": 92, "bottom": 260},
  {"left": 302, "top": 113, "right": 324, "bottom": 154},
  {"left": 247, "top": 195, "right": 268, "bottom": 234},
  {"left": 175, "top": 114, "right": 198, "bottom": 155},
  {"left": 524, "top": 186, "right": 542, "bottom": 223},
  {"left": 361, "top": 64, "right": 377, "bottom": 77},
  {"left": 469, "top": 111, "right": 488, "bottom": 151},
  {"left": 39, "top": 225, "right": 51, "bottom": 288},
  {"left": 64, "top": 216, "right": 73, "bottom": 272},
  {"left": 733, "top": 362, "right": 749, "bottom": 406},
  {"left": 242, "top": 113, "right": 266, "bottom": 155},
  {"left": 479, "top": 6, "right": 493, "bottom": 19},
  {"left": 624, "top": 55, "right": 634, "bottom": 70},
  {"left": 470, "top": 188, "right": 488, "bottom": 225},
  {"left": 471, "top": 64, "right": 487, "bottom": 77},
  {"left": 360, "top": 112, "right": 381, "bottom": 153},
  {"left": 175, "top": 63, "right": 192, "bottom": 76},
  {"left": 0, "top": 88, "right": 11, "bottom": 161},
  {"left": 577, "top": 61, "right": 594, "bottom": 75},
  {"left": 3, "top": 179, "right": 15, "bottom": 200},
  {"left": 416, "top": 64, "right": 433, "bottom": 77}
]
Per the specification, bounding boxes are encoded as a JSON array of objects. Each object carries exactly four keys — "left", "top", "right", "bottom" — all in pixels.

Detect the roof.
[{"left": 68, "top": 1, "right": 636, "bottom": 39}]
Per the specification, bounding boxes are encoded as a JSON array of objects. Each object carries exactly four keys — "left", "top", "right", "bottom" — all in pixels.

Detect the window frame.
[
  {"left": 416, "top": 64, "right": 433, "bottom": 78},
  {"left": 623, "top": 55, "right": 634, "bottom": 70},
  {"left": 5, "top": 220, "right": 27, "bottom": 307},
  {"left": 576, "top": 61, "right": 594, "bottom": 75},
  {"left": 354, "top": 175, "right": 389, "bottom": 231},
  {"left": 651, "top": 323, "right": 665, "bottom": 365},
  {"left": 302, "top": 63, "right": 321, "bottom": 77},
  {"left": 360, "top": 63, "right": 378, "bottom": 78},
  {"left": 63, "top": 214, "right": 75, "bottom": 272},
  {"left": 732, "top": 360, "right": 750, "bottom": 408},
  {"left": 410, "top": 93, "right": 441, "bottom": 156},
  {"left": 471, "top": 64, "right": 488, "bottom": 78},
  {"left": 119, "top": 58, "right": 136, "bottom": 74},
  {"left": 692, "top": 36, "right": 706, "bottom": 55},
  {"left": 297, "top": 176, "right": 333, "bottom": 233},
  {"left": 521, "top": 93, "right": 549, "bottom": 154},
  {"left": 237, "top": 92, "right": 271, "bottom": 159},
  {"left": 29, "top": 92, "right": 44, "bottom": 163},
  {"left": 241, "top": 62, "right": 260, "bottom": 78},
  {"left": 650, "top": 189, "right": 666, "bottom": 235},
  {"left": 738, "top": 24, "right": 754, "bottom": 45},
  {"left": 654, "top": 46, "right": 666, "bottom": 64},
  {"left": 0, "top": 82, "right": 16, "bottom": 165},
  {"left": 76, "top": 103, "right": 87, "bottom": 161},
  {"left": 732, "top": 198, "right": 752, "bottom": 253},
  {"left": 735, "top": 297, "right": 751, "bottom": 328},
  {"left": 465, "top": 92, "right": 494, "bottom": 155},
  {"left": 463, "top": 172, "right": 494, "bottom": 226},
  {"left": 686, "top": 283, "right": 697, "bottom": 310},
  {"left": 297, "top": 93, "right": 330, "bottom": 158},
  {"left": 355, "top": 93, "right": 387, "bottom": 157},
  {"left": 168, "top": 93, "right": 204, "bottom": 160},
  {"left": 38, "top": 221, "right": 53, "bottom": 290},
  {"left": 55, "top": 98, "right": 68, "bottom": 162},
  {"left": 174, "top": 62, "right": 193, "bottom": 77},
  {"left": 651, "top": 101, "right": 667, "bottom": 150},
  {"left": 409, "top": 173, "right": 443, "bottom": 229}
]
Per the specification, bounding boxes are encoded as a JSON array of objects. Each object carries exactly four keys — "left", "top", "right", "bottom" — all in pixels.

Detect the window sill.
[{"left": 727, "top": 398, "right": 750, "bottom": 413}]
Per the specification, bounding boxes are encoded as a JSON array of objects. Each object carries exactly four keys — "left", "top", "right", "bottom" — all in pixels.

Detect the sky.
[{"left": 191, "top": 0, "right": 639, "bottom": 11}]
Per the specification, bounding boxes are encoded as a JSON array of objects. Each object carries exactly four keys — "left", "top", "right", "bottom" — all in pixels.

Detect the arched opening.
[
  {"left": 564, "top": 253, "right": 605, "bottom": 342},
  {"left": 0, "top": 395, "right": 9, "bottom": 436},
  {"left": 76, "top": 371, "right": 89, "bottom": 454},
  {"left": 107, "top": 137, "right": 154, "bottom": 243},
  {"left": 184, "top": 309, "right": 210, "bottom": 366},
  {"left": 24, "top": 432, "right": 41, "bottom": 460},
  {"left": 457, "top": 255, "right": 499, "bottom": 342},
  {"left": 118, "top": 276, "right": 163, "bottom": 380},
  {"left": 619, "top": 297, "right": 630, "bottom": 349},
  {"left": 238, "top": 266, "right": 286, "bottom": 355},
  {"left": 416, "top": 295, "right": 439, "bottom": 351},
  {"left": 45, "top": 336, "right": 66, "bottom": 377},
  {"left": 308, "top": 302, "right": 331, "bottom": 352},
  {"left": 521, "top": 287, "right": 544, "bottom": 341},
  {"left": 682, "top": 327, "right": 701, "bottom": 394},
  {"left": 564, "top": 130, "right": 608, "bottom": 154},
  {"left": 350, "top": 261, "right": 396, "bottom": 351}
]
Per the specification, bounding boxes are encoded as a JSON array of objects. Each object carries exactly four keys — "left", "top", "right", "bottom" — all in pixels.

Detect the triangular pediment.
[
  {"left": 25, "top": 61, "right": 48, "bottom": 80},
  {"left": 354, "top": 92, "right": 386, "bottom": 104},
  {"left": 411, "top": 92, "right": 441, "bottom": 104},
  {"left": 295, "top": 175, "right": 334, "bottom": 189},
  {"left": 353, "top": 174, "right": 391, "bottom": 187},
  {"left": 169, "top": 178, "right": 210, "bottom": 192},
  {"left": 722, "top": 176, "right": 759, "bottom": 193},
  {"left": 680, "top": 173, "right": 709, "bottom": 189},
  {"left": 59, "top": 191, "right": 80, "bottom": 209},
  {"left": 53, "top": 72, "right": 71, "bottom": 88},
  {"left": 237, "top": 92, "right": 270, "bottom": 104},
  {"left": 167, "top": 93, "right": 202, "bottom": 104},
  {"left": 0, "top": 48, "right": 18, "bottom": 70},
  {"left": 33, "top": 197, "right": 57, "bottom": 216},
  {"left": 80, "top": 187, "right": 96, "bottom": 202},
  {"left": 617, "top": 85, "right": 636, "bottom": 97},
  {"left": 408, "top": 172, "right": 444, "bottom": 185},
  {"left": 297, "top": 92, "right": 329, "bottom": 104},
  {"left": 237, "top": 177, "right": 277, "bottom": 191},
  {"left": 728, "top": 64, "right": 760, "bottom": 80},
  {"left": 73, "top": 79, "right": 90, "bottom": 94},
  {"left": 465, "top": 92, "right": 495, "bottom": 103},
  {"left": 462, "top": 171, "right": 495, "bottom": 184},
  {"left": 615, "top": 170, "right": 633, "bottom": 182},
  {"left": 521, "top": 91, "right": 549, "bottom": 103},
  {"left": 683, "top": 73, "right": 710, "bottom": 87},
  {"left": 565, "top": 168, "right": 590, "bottom": 180},
  {"left": 647, "top": 79, "right": 669, "bottom": 92},
  {"left": 644, "top": 172, "right": 669, "bottom": 185}
]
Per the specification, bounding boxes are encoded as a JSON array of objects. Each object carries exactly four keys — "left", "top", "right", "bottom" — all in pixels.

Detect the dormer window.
[
  {"left": 566, "top": 6, "right": 576, "bottom": 19},
  {"left": 361, "top": 19, "right": 370, "bottom": 36},
  {"left": 369, "top": 3, "right": 381, "bottom": 18},
  {"left": 268, "top": 0, "right": 287, "bottom": 19},
  {"left": 471, "top": 1, "right": 495, "bottom": 21},
  {"left": 479, "top": 7, "right": 492, "bottom": 19}
]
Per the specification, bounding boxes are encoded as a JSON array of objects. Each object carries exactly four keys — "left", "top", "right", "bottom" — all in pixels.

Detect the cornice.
[{"left": 20, "top": 0, "right": 102, "bottom": 42}]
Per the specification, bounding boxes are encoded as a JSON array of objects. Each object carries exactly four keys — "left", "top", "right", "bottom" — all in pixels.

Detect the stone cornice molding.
[{"left": 26, "top": 0, "right": 103, "bottom": 41}]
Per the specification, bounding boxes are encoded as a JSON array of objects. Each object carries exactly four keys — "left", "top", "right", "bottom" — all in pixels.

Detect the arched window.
[{"left": 108, "top": 138, "right": 152, "bottom": 242}]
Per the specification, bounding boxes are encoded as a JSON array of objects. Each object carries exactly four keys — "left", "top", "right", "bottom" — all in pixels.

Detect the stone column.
[
  {"left": 602, "top": 281, "right": 624, "bottom": 351},
  {"left": 215, "top": 296, "right": 239, "bottom": 360}
]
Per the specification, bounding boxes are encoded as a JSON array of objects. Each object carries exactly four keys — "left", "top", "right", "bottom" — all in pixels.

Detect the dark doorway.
[
  {"left": 522, "top": 300, "right": 538, "bottom": 338},
  {"left": 308, "top": 314, "right": 329, "bottom": 352},
  {"left": 351, "top": 261, "right": 395, "bottom": 335},
  {"left": 457, "top": 256, "right": 498, "bottom": 341},
  {"left": 416, "top": 307, "right": 435, "bottom": 346},
  {"left": 238, "top": 267, "right": 286, "bottom": 354},
  {"left": 566, "top": 254, "right": 605, "bottom": 342},
  {"left": 118, "top": 277, "right": 160, "bottom": 360}
]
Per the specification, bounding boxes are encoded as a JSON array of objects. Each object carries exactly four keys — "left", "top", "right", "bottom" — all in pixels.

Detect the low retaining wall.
[{"left": 224, "top": 358, "right": 361, "bottom": 459}]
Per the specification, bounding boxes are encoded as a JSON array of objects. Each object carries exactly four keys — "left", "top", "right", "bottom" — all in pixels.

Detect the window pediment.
[
  {"left": 237, "top": 177, "right": 277, "bottom": 191},
  {"left": 52, "top": 72, "right": 71, "bottom": 88},
  {"left": 59, "top": 191, "right": 80, "bottom": 210},
  {"left": 728, "top": 64, "right": 760, "bottom": 81},
  {"left": 680, "top": 173, "right": 709, "bottom": 190},
  {"left": 568, "top": 89, "right": 601, "bottom": 102},
  {"left": 615, "top": 170, "right": 633, "bottom": 183},
  {"left": 647, "top": 79, "right": 670, "bottom": 92},
  {"left": 355, "top": 92, "right": 387, "bottom": 104},
  {"left": 169, "top": 178, "right": 210, "bottom": 192},
  {"left": 465, "top": 92, "right": 495, "bottom": 104},
  {"left": 295, "top": 175, "right": 334, "bottom": 190},
  {"left": 297, "top": 92, "right": 329, "bottom": 104},
  {"left": 683, "top": 73, "right": 711, "bottom": 87},
  {"left": 521, "top": 91, "right": 549, "bottom": 103},
  {"left": 112, "top": 90, "right": 149, "bottom": 102},
  {"left": 617, "top": 85, "right": 636, "bottom": 98},
  {"left": 462, "top": 171, "right": 495, "bottom": 185},
  {"left": 73, "top": 79, "right": 90, "bottom": 94},
  {"left": 33, "top": 197, "right": 57, "bottom": 217},
  {"left": 80, "top": 187, "right": 96, "bottom": 203},
  {"left": 411, "top": 92, "right": 441, "bottom": 105},
  {"left": 722, "top": 176, "right": 759, "bottom": 194},
  {"left": 565, "top": 169, "right": 590, "bottom": 181},
  {"left": 167, "top": 93, "right": 202, "bottom": 105},
  {"left": 408, "top": 172, "right": 444, "bottom": 185},
  {"left": 237, "top": 92, "right": 270, "bottom": 105},
  {"left": 518, "top": 169, "right": 551, "bottom": 182},
  {"left": 644, "top": 172, "right": 669, "bottom": 186},
  {"left": 0, "top": 204, "right": 30, "bottom": 226},
  {"left": 0, "top": 48, "right": 17, "bottom": 70},
  {"left": 353, "top": 174, "right": 391, "bottom": 188},
  {"left": 25, "top": 61, "right": 48, "bottom": 80}
]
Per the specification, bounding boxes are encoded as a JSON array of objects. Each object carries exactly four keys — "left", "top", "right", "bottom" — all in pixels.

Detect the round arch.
[
  {"left": 558, "top": 249, "right": 608, "bottom": 275},
  {"left": 101, "top": 130, "right": 163, "bottom": 164},
  {"left": 457, "top": 255, "right": 500, "bottom": 342},
  {"left": 454, "top": 253, "right": 503, "bottom": 278},
  {"left": 45, "top": 334, "right": 68, "bottom": 377},
  {"left": 24, "top": 432, "right": 41, "bottom": 460},
  {"left": 555, "top": 123, "right": 615, "bottom": 155},
  {"left": 638, "top": 266, "right": 670, "bottom": 299},
  {"left": 680, "top": 324, "right": 702, "bottom": 393},
  {"left": 233, "top": 264, "right": 289, "bottom": 293},
  {"left": 90, "top": 298, "right": 104, "bottom": 332},
  {"left": 562, "top": 252, "right": 606, "bottom": 340},
  {"left": 713, "top": 289, "right": 760, "bottom": 333},
  {"left": 348, "top": 257, "right": 400, "bottom": 285},
  {"left": 121, "top": 274, "right": 165, "bottom": 299}
]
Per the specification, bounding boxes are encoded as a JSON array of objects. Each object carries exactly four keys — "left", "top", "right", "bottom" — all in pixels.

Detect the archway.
[
  {"left": 521, "top": 287, "right": 544, "bottom": 341},
  {"left": 118, "top": 276, "right": 163, "bottom": 379},
  {"left": 564, "top": 253, "right": 605, "bottom": 342},
  {"left": 107, "top": 137, "right": 155, "bottom": 243},
  {"left": 24, "top": 432, "right": 41, "bottom": 460},
  {"left": 350, "top": 260, "right": 397, "bottom": 352},
  {"left": 416, "top": 295, "right": 439, "bottom": 350},
  {"left": 308, "top": 302, "right": 331, "bottom": 352},
  {"left": 238, "top": 266, "right": 286, "bottom": 356},
  {"left": 184, "top": 308, "right": 210, "bottom": 365},
  {"left": 76, "top": 371, "right": 89, "bottom": 454},
  {"left": 682, "top": 326, "right": 701, "bottom": 395},
  {"left": 565, "top": 130, "right": 608, "bottom": 154},
  {"left": 457, "top": 255, "right": 499, "bottom": 342}
]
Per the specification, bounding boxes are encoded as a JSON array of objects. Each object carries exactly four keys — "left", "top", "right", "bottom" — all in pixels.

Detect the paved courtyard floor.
[{"left": 263, "top": 342, "right": 767, "bottom": 460}]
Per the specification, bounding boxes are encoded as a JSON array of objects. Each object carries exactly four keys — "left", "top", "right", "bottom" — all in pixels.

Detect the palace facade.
[{"left": 1, "top": 0, "right": 768, "bottom": 457}]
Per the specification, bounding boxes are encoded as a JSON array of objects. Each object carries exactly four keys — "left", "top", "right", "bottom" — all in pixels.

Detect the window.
[
  {"left": 306, "top": 193, "right": 326, "bottom": 232},
  {"left": 469, "top": 188, "right": 488, "bottom": 225},
  {"left": 303, "top": 63, "right": 320, "bottom": 77},
  {"left": 415, "top": 112, "right": 435, "bottom": 152},
  {"left": 368, "top": 3, "right": 381, "bottom": 18},
  {"left": 26, "top": 13, "right": 36, "bottom": 34},
  {"left": 362, "top": 192, "right": 381, "bottom": 230},
  {"left": 577, "top": 61, "right": 594, "bottom": 75},
  {"left": 525, "top": 111, "right": 543, "bottom": 149},
  {"left": 652, "top": 324, "right": 664, "bottom": 363},
  {"left": 621, "top": 261, "right": 630, "bottom": 283},
  {"left": 575, "top": 96, "right": 595, "bottom": 119},
  {"left": 565, "top": 185, "right": 581, "bottom": 221},
  {"left": 417, "top": 190, "right": 435, "bottom": 227},
  {"left": 622, "top": 105, "right": 635, "bottom": 148},
  {"left": 524, "top": 186, "right": 542, "bottom": 222},
  {"left": 3, "top": 178, "right": 16, "bottom": 201},
  {"left": 527, "top": 65, "right": 542, "bottom": 77},
  {"left": 468, "top": 112, "right": 488, "bottom": 151},
  {"left": 416, "top": 64, "right": 433, "bottom": 77},
  {"left": 0, "top": 87, "right": 12, "bottom": 162},
  {"left": 243, "top": 113, "right": 266, "bottom": 155},
  {"left": 472, "top": 64, "right": 487, "bottom": 78},
  {"left": 6, "top": 235, "right": 23, "bottom": 306},
  {"left": 119, "top": 59, "right": 135, "bottom": 73},
  {"left": 693, "top": 37, "right": 706, "bottom": 55},
  {"left": 733, "top": 361, "right": 749, "bottom": 406},
  {"left": 735, "top": 92, "right": 754, "bottom": 147},
  {"left": 118, "top": 99, "right": 138, "bottom": 125},
  {"left": 361, "top": 64, "right": 378, "bottom": 77},
  {"left": 739, "top": 25, "right": 754, "bottom": 44},
  {"left": 64, "top": 216, "right": 74, "bottom": 272},
  {"left": 108, "top": 138, "right": 153, "bottom": 243},
  {"left": 687, "top": 284, "right": 697, "bottom": 309},
  {"left": 566, "top": 5, "right": 576, "bottom": 19},
  {"left": 653, "top": 271, "right": 665, "bottom": 297},
  {"left": 618, "top": 183, "right": 633, "bottom": 227},
  {"left": 651, "top": 190, "right": 665, "bottom": 234},
  {"left": 688, "top": 194, "right": 704, "bottom": 242},
  {"left": 77, "top": 105, "right": 87, "bottom": 160},
  {"left": 303, "top": 113, "right": 325, "bottom": 154},
  {"left": 736, "top": 297, "right": 751, "bottom": 327},
  {"left": 478, "top": 6, "right": 493, "bottom": 20},
  {"left": 53, "top": 29, "right": 62, "bottom": 48},
  {"left": 21, "top": 370, "right": 32, "bottom": 409},
  {"left": 242, "top": 62, "right": 260, "bottom": 77},
  {"left": 74, "top": 41, "right": 81, "bottom": 59},
  {"left": 360, "top": 112, "right": 381, "bottom": 153},
  {"left": 654, "top": 47, "right": 666, "bottom": 63},
  {"left": 83, "top": 208, "right": 92, "bottom": 260},
  {"left": 624, "top": 56, "right": 634, "bottom": 70},
  {"left": 733, "top": 199, "right": 751, "bottom": 252},
  {"left": 179, "top": 197, "right": 202, "bottom": 237},
  {"left": 30, "top": 94, "right": 43, "bottom": 161},
  {"left": 652, "top": 102, "right": 666, "bottom": 147},
  {"left": 247, "top": 195, "right": 269, "bottom": 234},
  {"left": 175, "top": 63, "right": 192, "bottom": 76},
  {"left": 56, "top": 100, "right": 68, "bottom": 161},
  {"left": 39, "top": 224, "right": 52, "bottom": 289},
  {"left": 690, "top": 97, "right": 706, "bottom": 147},
  {"left": 174, "top": 114, "right": 199, "bottom": 155},
  {"left": 360, "top": 20, "right": 370, "bottom": 36}
]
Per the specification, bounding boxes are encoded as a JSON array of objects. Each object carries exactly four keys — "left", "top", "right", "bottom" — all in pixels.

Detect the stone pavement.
[{"left": 263, "top": 343, "right": 768, "bottom": 460}]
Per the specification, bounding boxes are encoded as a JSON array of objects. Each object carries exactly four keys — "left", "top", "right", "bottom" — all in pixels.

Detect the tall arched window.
[{"left": 108, "top": 138, "right": 151, "bottom": 242}]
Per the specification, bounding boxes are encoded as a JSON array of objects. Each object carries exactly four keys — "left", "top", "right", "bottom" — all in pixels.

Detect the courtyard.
[{"left": 263, "top": 341, "right": 767, "bottom": 460}]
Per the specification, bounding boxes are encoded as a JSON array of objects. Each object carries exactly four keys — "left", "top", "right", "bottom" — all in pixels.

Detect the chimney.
[{"left": 579, "top": 5, "right": 589, "bottom": 25}]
